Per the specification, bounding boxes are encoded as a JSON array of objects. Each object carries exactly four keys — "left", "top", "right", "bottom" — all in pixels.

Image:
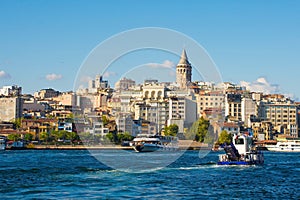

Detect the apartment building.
[{"left": 0, "top": 96, "right": 23, "bottom": 122}]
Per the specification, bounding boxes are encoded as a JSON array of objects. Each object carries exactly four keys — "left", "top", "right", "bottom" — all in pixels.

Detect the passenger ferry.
[
  {"left": 0, "top": 136, "right": 6, "bottom": 150},
  {"left": 218, "top": 133, "right": 264, "bottom": 165},
  {"left": 132, "top": 134, "right": 178, "bottom": 152},
  {"left": 265, "top": 139, "right": 300, "bottom": 152}
]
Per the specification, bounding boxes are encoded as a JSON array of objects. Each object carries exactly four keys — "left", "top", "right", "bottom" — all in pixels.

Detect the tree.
[
  {"left": 65, "top": 132, "right": 78, "bottom": 143},
  {"left": 7, "top": 133, "right": 21, "bottom": 141},
  {"left": 185, "top": 117, "right": 210, "bottom": 142},
  {"left": 164, "top": 124, "right": 179, "bottom": 136},
  {"left": 117, "top": 132, "right": 134, "bottom": 143},
  {"left": 23, "top": 133, "right": 34, "bottom": 142},
  {"left": 217, "top": 130, "right": 232, "bottom": 145},
  {"left": 106, "top": 132, "right": 117, "bottom": 143},
  {"left": 39, "top": 132, "right": 50, "bottom": 144}
]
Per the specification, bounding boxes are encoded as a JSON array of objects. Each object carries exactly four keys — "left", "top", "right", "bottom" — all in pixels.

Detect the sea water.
[{"left": 0, "top": 150, "right": 299, "bottom": 199}]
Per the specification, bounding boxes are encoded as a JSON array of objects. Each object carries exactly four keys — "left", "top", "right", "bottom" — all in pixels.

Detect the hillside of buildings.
[{"left": 1, "top": 50, "right": 299, "bottom": 147}]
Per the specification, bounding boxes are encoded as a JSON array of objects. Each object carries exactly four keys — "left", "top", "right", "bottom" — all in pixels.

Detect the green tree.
[
  {"left": 40, "top": 132, "right": 50, "bottom": 143},
  {"left": 23, "top": 133, "right": 33, "bottom": 141},
  {"left": 106, "top": 132, "right": 117, "bottom": 143},
  {"left": 50, "top": 130, "right": 57, "bottom": 142},
  {"left": 117, "top": 132, "right": 134, "bottom": 144},
  {"left": 164, "top": 124, "right": 179, "bottom": 136},
  {"left": 185, "top": 117, "right": 210, "bottom": 142},
  {"left": 7, "top": 133, "right": 21, "bottom": 141},
  {"left": 66, "top": 132, "right": 78, "bottom": 143},
  {"left": 217, "top": 130, "right": 232, "bottom": 145}
]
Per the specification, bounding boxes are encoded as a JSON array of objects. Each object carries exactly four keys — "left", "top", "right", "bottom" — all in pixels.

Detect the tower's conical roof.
[{"left": 178, "top": 49, "right": 190, "bottom": 65}]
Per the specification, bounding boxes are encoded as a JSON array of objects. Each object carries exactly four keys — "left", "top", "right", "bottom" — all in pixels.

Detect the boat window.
[{"left": 235, "top": 138, "right": 244, "bottom": 144}]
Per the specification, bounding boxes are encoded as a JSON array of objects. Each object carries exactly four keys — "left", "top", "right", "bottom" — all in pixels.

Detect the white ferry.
[
  {"left": 218, "top": 134, "right": 264, "bottom": 165},
  {"left": 0, "top": 136, "right": 6, "bottom": 150},
  {"left": 265, "top": 139, "right": 300, "bottom": 152},
  {"left": 132, "top": 134, "right": 178, "bottom": 152}
]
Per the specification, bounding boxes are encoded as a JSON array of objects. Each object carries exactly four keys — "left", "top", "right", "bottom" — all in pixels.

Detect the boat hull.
[
  {"left": 217, "top": 160, "right": 263, "bottom": 165},
  {"left": 134, "top": 144, "right": 161, "bottom": 152}
]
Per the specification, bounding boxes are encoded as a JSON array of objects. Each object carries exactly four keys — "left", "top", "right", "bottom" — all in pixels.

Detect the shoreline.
[
  {"left": 5, "top": 145, "right": 212, "bottom": 151},
  {"left": 4, "top": 140, "right": 212, "bottom": 151}
]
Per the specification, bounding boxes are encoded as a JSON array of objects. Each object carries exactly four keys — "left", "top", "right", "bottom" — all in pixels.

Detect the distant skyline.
[{"left": 0, "top": 1, "right": 299, "bottom": 99}]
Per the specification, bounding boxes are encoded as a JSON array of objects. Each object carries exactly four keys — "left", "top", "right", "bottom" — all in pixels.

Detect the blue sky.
[{"left": 0, "top": 1, "right": 299, "bottom": 99}]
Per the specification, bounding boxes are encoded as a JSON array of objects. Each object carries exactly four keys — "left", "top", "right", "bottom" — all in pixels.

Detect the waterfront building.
[
  {"left": 0, "top": 96, "right": 23, "bottom": 122},
  {"left": 258, "top": 99, "right": 298, "bottom": 137},
  {"left": 84, "top": 121, "right": 109, "bottom": 137},
  {"left": 21, "top": 118, "right": 58, "bottom": 140},
  {"left": 115, "top": 112, "right": 140, "bottom": 136},
  {"left": 251, "top": 121, "right": 273, "bottom": 140},
  {"left": 167, "top": 96, "right": 197, "bottom": 133},
  {"left": 133, "top": 100, "right": 169, "bottom": 134}
]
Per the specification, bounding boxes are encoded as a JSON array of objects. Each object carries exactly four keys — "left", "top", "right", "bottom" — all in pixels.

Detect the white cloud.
[
  {"left": 46, "top": 73, "right": 62, "bottom": 81},
  {"left": 240, "top": 77, "right": 280, "bottom": 94},
  {"left": 145, "top": 60, "right": 175, "bottom": 69},
  {"left": 103, "top": 71, "right": 117, "bottom": 78},
  {"left": 0, "top": 70, "right": 11, "bottom": 79}
]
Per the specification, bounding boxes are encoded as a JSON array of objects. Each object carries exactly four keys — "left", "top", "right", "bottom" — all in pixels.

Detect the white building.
[
  {"left": 84, "top": 121, "right": 109, "bottom": 137},
  {"left": 168, "top": 96, "right": 197, "bottom": 132},
  {"left": 0, "top": 85, "right": 22, "bottom": 96},
  {"left": 115, "top": 112, "right": 141, "bottom": 136}
]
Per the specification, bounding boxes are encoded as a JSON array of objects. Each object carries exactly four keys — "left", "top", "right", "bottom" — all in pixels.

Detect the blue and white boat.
[
  {"left": 132, "top": 134, "right": 178, "bottom": 152},
  {"left": 218, "top": 134, "right": 264, "bottom": 165}
]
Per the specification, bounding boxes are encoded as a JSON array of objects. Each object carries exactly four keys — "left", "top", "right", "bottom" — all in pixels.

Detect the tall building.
[
  {"left": 0, "top": 96, "right": 23, "bottom": 122},
  {"left": 176, "top": 49, "right": 192, "bottom": 89},
  {"left": 225, "top": 93, "right": 242, "bottom": 121},
  {"left": 196, "top": 90, "right": 224, "bottom": 118}
]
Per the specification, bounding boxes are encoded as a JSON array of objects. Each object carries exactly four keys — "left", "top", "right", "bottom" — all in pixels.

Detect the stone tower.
[{"left": 176, "top": 49, "right": 192, "bottom": 89}]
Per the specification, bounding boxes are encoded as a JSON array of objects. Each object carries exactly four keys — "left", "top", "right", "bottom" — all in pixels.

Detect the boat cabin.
[{"left": 232, "top": 134, "right": 253, "bottom": 155}]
